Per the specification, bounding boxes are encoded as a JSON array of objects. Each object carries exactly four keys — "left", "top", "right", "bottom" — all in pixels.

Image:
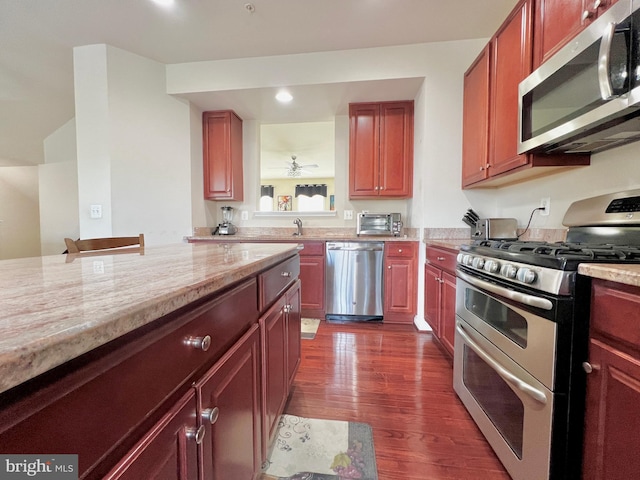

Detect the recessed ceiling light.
[
  {"left": 150, "top": 0, "right": 175, "bottom": 7},
  {"left": 275, "top": 91, "right": 293, "bottom": 103}
]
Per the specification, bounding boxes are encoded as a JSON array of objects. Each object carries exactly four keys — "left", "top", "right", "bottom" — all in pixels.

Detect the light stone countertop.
[
  {"left": 0, "top": 242, "right": 299, "bottom": 395},
  {"left": 578, "top": 264, "right": 640, "bottom": 288}
]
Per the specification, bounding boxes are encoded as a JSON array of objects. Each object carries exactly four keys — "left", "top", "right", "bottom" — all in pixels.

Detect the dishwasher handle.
[{"left": 326, "top": 243, "right": 384, "bottom": 252}]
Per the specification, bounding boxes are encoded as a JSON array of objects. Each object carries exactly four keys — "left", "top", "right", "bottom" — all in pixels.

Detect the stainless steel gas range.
[{"left": 453, "top": 189, "right": 640, "bottom": 480}]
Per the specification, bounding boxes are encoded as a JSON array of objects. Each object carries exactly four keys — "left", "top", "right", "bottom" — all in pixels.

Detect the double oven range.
[{"left": 453, "top": 189, "right": 640, "bottom": 480}]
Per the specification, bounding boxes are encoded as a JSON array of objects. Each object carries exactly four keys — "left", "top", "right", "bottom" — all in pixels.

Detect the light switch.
[{"left": 344, "top": 210, "right": 354, "bottom": 220}]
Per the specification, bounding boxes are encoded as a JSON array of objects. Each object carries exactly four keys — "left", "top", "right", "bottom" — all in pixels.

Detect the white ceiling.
[{"left": 0, "top": 0, "right": 518, "bottom": 167}]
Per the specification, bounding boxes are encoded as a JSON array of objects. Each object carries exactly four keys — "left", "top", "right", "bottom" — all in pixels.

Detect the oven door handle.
[
  {"left": 456, "top": 322, "right": 548, "bottom": 406},
  {"left": 457, "top": 270, "right": 553, "bottom": 311}
]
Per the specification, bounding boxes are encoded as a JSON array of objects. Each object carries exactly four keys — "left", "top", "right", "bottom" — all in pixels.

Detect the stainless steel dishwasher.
[{"left": 325, "top": 241, "right": 384, "bottom": 322}]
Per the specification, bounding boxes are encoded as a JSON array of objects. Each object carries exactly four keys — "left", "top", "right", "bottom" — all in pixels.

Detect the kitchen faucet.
[{"left": 293, "top": 218, "right": 303, "bottom": 236}]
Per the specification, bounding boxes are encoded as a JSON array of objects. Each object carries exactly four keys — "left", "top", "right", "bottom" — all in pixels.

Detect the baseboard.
[{"left": 413, "top": 315, "right": 432, "bottom": 332}]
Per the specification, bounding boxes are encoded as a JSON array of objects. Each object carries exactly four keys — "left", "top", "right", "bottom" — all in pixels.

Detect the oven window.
[
  {"left": 464, "top": 289, "right": 528, "bottom": 348},
  {"left": 463, "top": 346, "right": 524, "bottom": 459}
]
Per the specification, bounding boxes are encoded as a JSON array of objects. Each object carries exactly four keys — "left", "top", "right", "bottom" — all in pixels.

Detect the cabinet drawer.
[
  {"left": 299, "top": 241, "right": 325, "bottom": 256},
  {"left": 385, "top": 242, "right": 416, "bottom": 258},
  {"left": 0, "top": 279, "right": 259, "bottom": 479},
  {"left": 591, "top": 280, "right": 640, "bottom": 352},
  {"left": 259, "top": 255, "right": 300, "bottom": 311},
  {"left": 426, "top": 246, "right": 458, "bottom": 274}
]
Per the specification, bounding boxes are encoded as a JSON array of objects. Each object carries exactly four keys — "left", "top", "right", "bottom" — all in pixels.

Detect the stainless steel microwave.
[
  {"left": 356, "top": 213, "right": 402, "bottom": 236},
  {"left": 519, "top": 0, "right": 640, "bottom": 154}
]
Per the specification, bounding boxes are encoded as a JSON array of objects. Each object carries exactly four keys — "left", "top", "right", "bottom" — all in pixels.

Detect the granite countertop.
[
  {"left": 424, "top": 239, "right": 470, "bottom": 250},
  {"left": 578, "top": 264, "right": 640, "bottom": 288},
  {"left": 187, "top": 234, "right": 419, "bottom": 243},
  {"left": 0, "top": 242, "right": 299, "bottom": 395}
]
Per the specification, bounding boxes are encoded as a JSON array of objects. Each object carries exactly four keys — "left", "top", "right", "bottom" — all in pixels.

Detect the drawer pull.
[
  {"left": 281, "top": 271, "right": 292, "bottom": 277},
  {"left": 437, "top": 257, "right": 446, "bottom": 261},
  {"left": 202, "top": 407, "right": 220, "bottom": 425},
  {"left": 187, "top": 425, "right": 206, "bottom": 444},
  {"left": 184, "top": 335, "right": 211, "bottom": 352},
  {"left": 398, "top": 249, "right": 403, "bottom": 253}
]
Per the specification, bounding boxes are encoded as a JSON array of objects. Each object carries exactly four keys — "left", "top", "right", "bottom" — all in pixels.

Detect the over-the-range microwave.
[{"left": 519, "top": 0, "right": 640, "bottom": 154}]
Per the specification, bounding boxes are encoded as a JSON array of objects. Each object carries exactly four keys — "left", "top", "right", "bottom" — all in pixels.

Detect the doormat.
[
  {"left": 261, "top": 414, "right": 378, "bottom": 480},
  {"left": 301, "top": 318, "right": 321, "bottom": 340}
]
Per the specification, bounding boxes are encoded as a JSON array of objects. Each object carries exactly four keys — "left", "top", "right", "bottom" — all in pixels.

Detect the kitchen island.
[{"left": 0, "top": 242, "right": 301, "bottom": 480}]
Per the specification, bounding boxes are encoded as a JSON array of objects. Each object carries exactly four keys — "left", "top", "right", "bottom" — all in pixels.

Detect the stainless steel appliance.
[
  {"left": 472, "top": 218, "right": 518, "bottom": 240},
  {"left": 325, "top": 241, "right": 384, "bottom": 322},
  {"left": 216, "top": 206, "right": 237, "bottom": 235},
  {"left": 454, "top": 189, "right": 640, "bottom": 480},
  {"left": 356, "top": 213, "right": 402, "bottom": 236},
  {"left": 519, "top": 0, "right": 640, "bottom": 154}
]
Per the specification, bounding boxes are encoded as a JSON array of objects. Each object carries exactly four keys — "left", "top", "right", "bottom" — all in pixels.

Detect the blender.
[{"left": 217, "top": 206, "right": 237, "bottom": 235}]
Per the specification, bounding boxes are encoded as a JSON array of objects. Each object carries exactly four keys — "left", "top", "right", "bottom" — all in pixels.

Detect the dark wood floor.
[{"left": 285, "top": 321, "right": 511, "bottom": 480}]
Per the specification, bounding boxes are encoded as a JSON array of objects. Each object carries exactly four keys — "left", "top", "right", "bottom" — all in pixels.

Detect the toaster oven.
[{"left": 356, "top": 213, "right": 402, "bottom": 236}]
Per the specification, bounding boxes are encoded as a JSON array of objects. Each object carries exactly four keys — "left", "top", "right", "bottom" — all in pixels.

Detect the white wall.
[
  {"left": 0, "top": 167, "right": 40, "bottom": 259},
  {"left": 39, "top": 119, "right": 79, "bottom": 255},
  {"left": 74, "top": 44, "right": 194, "bottom": 245}
]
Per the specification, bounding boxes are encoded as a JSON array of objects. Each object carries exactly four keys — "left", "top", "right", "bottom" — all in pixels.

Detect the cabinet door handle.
[
  {"left": 281, "top": 271, "right": 292, "bottom": 277},
  {"left": 582, "top": 361, "right": 600, "bottom": 374},
  {"left": 582, "top": 9, "right": 595, "bottom": 21},
  {"left": 388, "top": 265, "right": 392, "bottom": 269},
  {"left": 184, "top": 335, "right": 211, "bottom": 351},
  {"left": 284, "top": 304, "right": 292, "bottom": 313},
  {"left": 187, "top": 425, "right": 206, "bottom": 444},
  {"left": 398, "top": 249, "right": 403, "bottom": 253},
  {"left": 202, "top": 407, "right": 220, "bottom": 425}
]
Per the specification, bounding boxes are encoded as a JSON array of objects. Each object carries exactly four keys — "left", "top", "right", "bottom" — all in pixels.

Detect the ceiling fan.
[{"left": 284, "top": 155, "right": 319, "bottom": 177}]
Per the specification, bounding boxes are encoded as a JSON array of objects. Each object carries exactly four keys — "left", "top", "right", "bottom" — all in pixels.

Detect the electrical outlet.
[
  {"left": 241, "top": 210, "right": 249, "bottom": 221},
  {"left": 540, "top": 197, "right": 550, "bottom": 216},
  {"left": 90, "top": 204, "right": 102, "bottom": 219},
  {"left": 344, "top": 210, "right": 354, "bottom": 220}
]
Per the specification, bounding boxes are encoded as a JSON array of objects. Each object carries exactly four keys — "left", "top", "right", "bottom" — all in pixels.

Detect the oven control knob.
[
  {"left": 472, "top": 257, "right": 485, "bottom": 269},
  {"left": 463, "top": 255, "right": 473, "bottom": 266},
  {"left": 484, "top": 260, "right": 500, "bottom": 273},
  {"left": 516, "top": 268, "right": 537, "bottom": 284},
  {"left": 457, "top": 253, "right": 464, "bottom": 264},
  {"left": 500, "top": 264, "right": 518, "bottom": 279}
]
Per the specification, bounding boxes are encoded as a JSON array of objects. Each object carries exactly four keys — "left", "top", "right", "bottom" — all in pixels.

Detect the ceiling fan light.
[{"left": 275, "top": 90, "right": 293, "bottom": 103}]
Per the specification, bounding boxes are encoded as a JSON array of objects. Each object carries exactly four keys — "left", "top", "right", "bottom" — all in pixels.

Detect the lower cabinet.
[
  {"left": 424, "top": 245, "right": 458, "bottom": 356},
  {"left": 582, "top": 279, "right": 640, "bottom": 480},
  {"left": 0, "top": 254, "right": 302, "bottom": 480},
  {"left": 104, "top": 390, "right": 199, "bottom": 480},
  {"left": 260, "top": 280, "right": 301, "bottom": 461},
  {"left": 197, "top": 324, "right": 262, "bottom": 480},
  {"left": 298, "top": 241, "right": 325, "bottom": 318},
  {"left": 383, "top": 242, "right": 418, "bottom": 324}
]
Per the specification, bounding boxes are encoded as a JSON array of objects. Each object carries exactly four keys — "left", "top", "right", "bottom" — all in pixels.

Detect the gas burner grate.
[{"left": 472, "top": 239, "right": 640, "bottom": 262}]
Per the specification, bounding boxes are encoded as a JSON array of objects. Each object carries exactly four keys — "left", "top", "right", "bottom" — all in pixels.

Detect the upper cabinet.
[
  {"left": 462, "top": 0, "right": 590, "bottom": 189},
  {"left": 349, "top": 101, "right": 414, "bottom": 199},
  {"left": 533, "top": 0, "right": 619, "bottom": 68},
  {"left": 202, "top": 110, "right": 244, "bottom": 201}
]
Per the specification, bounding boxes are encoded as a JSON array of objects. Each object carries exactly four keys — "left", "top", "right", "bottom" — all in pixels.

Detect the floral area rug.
[
  {"left": 261, "top": 414, "right": 378, "bottom": 480},
  {"left": 301, "top": 318, "right": 321, "bottom": 340}
]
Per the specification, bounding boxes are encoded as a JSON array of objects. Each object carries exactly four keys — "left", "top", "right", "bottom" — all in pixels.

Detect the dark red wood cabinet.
[
  {"left": 196, "top": 324, "right": 262, "bottom": 480},
  {"left": 260, "top": 280, "right": 301, "bottom": 461},
  {"left": 202, "top": 110, "right": 244, "bottom": 201},
  {"left": 349, "top": 101, "right": 413, "bottom": 199},
  {"left": 298, "top": 241, "right": 325, "bottom": 318},
  {"left": 0, "top": 255, "right": 302, "bottom": 480},
  {"left": 582, "top": 279, "right": 640, "bottom": 480},
  {"left": 383, "top": 242, "right": 418, "bottom": 324},
  {"left": 533, "top": 0, "right": 619, "bottom": 68},
  {"left": 462, "top": 0, "right": 589, "bottom": 189},
  {"left": 424, "top": 245, "right": 458, "bottom": 356},
  {"left": 104, "top": 390, "right": 199, "bottom": 480}
]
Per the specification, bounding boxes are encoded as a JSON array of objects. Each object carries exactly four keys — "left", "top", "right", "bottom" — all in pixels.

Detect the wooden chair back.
[{"left": 64, "top": 234, "right": 145, "bottom": 253}]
